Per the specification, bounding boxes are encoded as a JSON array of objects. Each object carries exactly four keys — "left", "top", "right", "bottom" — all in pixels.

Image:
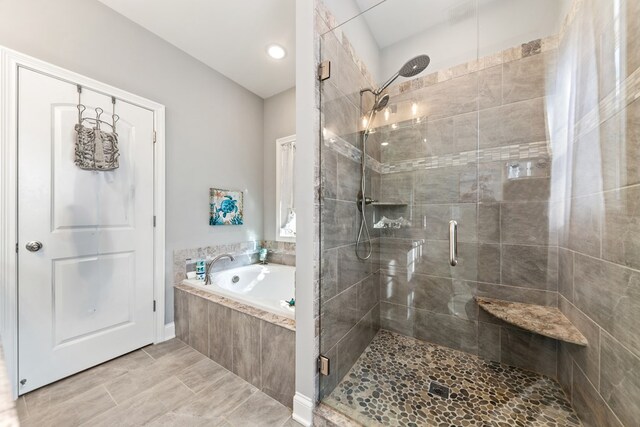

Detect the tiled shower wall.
[
  {"left": 318, "top": 6, "right": 382, "bottom": 398},
  {"left": 317, "top": 2, "right": 640, "bottom": 426},
  {"left": 376, "top": 38, "right": 560, "bottom": 378},
  {"left": 555, "top": 0, "right": 640, "bottom": 426}
]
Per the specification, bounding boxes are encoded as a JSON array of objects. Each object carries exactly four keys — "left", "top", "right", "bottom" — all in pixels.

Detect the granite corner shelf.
[{"left": 475, "top": 297, "right": 588, "bottom": 346}]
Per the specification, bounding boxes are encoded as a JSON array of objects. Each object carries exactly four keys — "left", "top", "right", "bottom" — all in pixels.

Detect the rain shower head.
[
  {"left": 375, "top": 54, "right": 431, "bottom": 95},
  {"left": 399, "top": 55, "right": 431, "bottom": 78}
]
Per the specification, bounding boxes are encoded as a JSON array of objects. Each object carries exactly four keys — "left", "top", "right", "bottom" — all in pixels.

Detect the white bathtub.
[{"left": 182, "top": 264, "right": 295, "bottom": 319}]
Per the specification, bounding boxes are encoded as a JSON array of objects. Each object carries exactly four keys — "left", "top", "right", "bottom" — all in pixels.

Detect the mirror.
[{"left": 276, "top": 135, "right": 296, "bottom": 242}]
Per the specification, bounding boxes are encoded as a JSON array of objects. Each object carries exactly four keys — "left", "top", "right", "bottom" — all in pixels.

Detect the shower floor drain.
[{"left": 428, "top": 382, "right": 450, "bottom": 399}]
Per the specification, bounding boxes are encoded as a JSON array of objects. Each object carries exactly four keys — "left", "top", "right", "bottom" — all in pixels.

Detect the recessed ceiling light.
[
  {"left": 381, "top": 142, "right": 389, "bottom": 146},
  {"left": 267, "top": 44, "right": 286, "bottom": 60}
]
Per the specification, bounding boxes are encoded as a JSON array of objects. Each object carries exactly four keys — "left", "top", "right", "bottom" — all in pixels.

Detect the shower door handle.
[{"left": 449, "top": 220, "right": 458, "bottom": 266}]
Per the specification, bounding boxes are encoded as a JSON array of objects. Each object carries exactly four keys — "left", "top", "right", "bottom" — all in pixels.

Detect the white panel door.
[{"left": 17, "top": 68, "right": 155, "bottom": 394}]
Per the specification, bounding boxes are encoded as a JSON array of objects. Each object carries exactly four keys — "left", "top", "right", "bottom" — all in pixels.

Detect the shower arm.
[{"left": 375, "top": 72, "right": 399, "bottom": 96}]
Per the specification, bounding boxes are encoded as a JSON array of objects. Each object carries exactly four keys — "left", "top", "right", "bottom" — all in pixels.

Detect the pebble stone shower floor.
[{"left": 324, "top": 330, "right": 581, "bottom": 427}]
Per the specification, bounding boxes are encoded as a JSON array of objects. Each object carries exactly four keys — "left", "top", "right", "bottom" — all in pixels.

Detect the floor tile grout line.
[
  {"left": 102, "top": 384, "right": 118, "bottom": 407},
  {"left": 172, "top": 374, "right": 197, "bottom": 396},
  {"left": 186, "top": 370, "right": 232, "bottom": 398},
  {"left": 224, "top": 387, "right": 260, "bottom": 420},
  {"left": 140, "top": 346, "right": 156, "bottom": 360}
]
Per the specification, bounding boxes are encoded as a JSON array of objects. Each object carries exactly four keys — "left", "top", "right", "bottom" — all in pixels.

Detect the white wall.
[
  {"left": 0, "top": 0, "right": 265, "bottom": 323},
  {"left": 380, "top": 0, "right": 569, "bottom": 78},
  {"left": 293, "top": 0, "right": 317, "bottom": 423},
  {"left": 263, "top": 87, "right": 296, "bottom": 241}
]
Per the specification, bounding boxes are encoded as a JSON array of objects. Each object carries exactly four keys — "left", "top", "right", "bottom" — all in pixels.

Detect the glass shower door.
[
  {"left": 317, "top": 0, "right": 636, "bottom": 426},
  {"left": 317, "top": 0, "right": 483, "bottom": 415}
]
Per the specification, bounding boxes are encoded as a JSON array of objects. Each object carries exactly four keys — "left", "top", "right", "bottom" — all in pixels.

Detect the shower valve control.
[{"left": 357, "top": 195, "right": 376, "bottom": 212}]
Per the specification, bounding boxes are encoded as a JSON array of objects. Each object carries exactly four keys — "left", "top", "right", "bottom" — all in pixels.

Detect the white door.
[{"left": 17, "top": 68, "right": 155, "bottom": 394}]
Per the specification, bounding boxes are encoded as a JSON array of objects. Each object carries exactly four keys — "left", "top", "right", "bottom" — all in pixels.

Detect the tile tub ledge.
[
  {"left": 476, "top": 297, "right": 588, "bottom": 346},
  {"left": 175, "top": 283, "right": 296, "bottom": 331}
]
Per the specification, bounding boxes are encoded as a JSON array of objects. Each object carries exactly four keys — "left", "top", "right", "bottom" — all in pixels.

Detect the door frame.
[{"left": 0, "top": 46, "right": 167, "bottom": 399}]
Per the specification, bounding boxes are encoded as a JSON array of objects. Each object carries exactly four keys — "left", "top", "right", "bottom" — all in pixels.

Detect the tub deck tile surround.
[
  {"left": 175, "top": 283, "right": 295, "bottom": 331},
  {"left": 16, "top": 339, "right": 294, "bottom": 426},
  {"left": 175, "top": 286, "right": 296, "bottom": 408}
]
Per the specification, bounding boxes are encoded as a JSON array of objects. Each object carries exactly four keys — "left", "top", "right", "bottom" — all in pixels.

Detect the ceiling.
[
  {"left": 354, "top": 0, "right": 478, "bottom": 48},
  {"left": 98, "top": 0, "right": 295, "bottom": 99}
]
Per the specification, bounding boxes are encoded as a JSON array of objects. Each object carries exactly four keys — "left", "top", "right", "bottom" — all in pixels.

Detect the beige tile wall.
[
  {"left": 555, "top": 1, "right": 640, "bottom": 425},
  {"left": 375, "top": 38, "right": 560, "bottom": 377}
]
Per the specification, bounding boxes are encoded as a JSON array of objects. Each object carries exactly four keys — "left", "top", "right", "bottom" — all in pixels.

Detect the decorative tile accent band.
[
  {"left": 325, "top": 134, "right": 551, "bottom": 175},
  {"left": 323, "top": 135, "right": 382, "bottom": 174},
  {"left": 381, "top": 141, "right": 550, "bottom": 173},
  {"left": 574, "top": 65, "right": 640, "bottom": 139}
]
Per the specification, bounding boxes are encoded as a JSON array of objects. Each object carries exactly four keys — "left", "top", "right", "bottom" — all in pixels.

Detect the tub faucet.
[
  {"left": 259, "top": 247, "right": 269, "bottom": 265},
  {"left": 204, "top": 253, "right": 235, "bottom": 285}
]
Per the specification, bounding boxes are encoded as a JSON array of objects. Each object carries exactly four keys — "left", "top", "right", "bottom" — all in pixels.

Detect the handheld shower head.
[
  {"left": 375, "top": 54, "right": 431, "bottom": 95},
  {"left": 374, "top": 94, "right": 390, "bottom": 111},
  {"left": 356, "top": 54, "right": 430, "bottom": 261}
]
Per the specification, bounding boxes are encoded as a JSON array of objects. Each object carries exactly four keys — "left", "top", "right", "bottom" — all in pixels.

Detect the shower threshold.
[{"left": 323, "top": 330, "right": 581, "bottom": 427}]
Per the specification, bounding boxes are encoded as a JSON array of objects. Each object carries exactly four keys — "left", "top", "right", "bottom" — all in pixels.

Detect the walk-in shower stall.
[{"left": 317, "top": 0, "right": 640, "bottom": 425}]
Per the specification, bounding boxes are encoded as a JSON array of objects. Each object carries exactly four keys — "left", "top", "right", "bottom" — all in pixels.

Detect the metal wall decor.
[{"left": 74, "top": 85, "right": 120, "bottom": 170}]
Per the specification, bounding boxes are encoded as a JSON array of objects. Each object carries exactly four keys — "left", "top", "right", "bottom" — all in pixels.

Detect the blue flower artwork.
[{"left": 209, "top": 188, "right": 244, "bottom": 226}]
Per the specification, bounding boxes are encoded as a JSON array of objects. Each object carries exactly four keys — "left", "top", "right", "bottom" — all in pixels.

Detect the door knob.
[{"left": 25, "top": 241, "right": 43, "bottom": 252}]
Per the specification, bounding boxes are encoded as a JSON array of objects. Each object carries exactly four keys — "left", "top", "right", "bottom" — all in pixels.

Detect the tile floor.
[
  {"left": 16, "top": 339, "right": 297, "bottom": 426},
  {"left": 324, "top": 330, "right": 582, "bottom": 427}
]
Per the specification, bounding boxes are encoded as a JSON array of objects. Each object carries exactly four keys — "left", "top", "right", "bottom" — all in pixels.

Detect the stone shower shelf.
[{"left": 476, "top": 297, "right": 588, "bottom": 346}]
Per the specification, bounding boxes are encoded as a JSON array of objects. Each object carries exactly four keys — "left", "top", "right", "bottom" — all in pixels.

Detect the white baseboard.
[
  {"left": 163, "top": 322, "right": 175, "bottom": 340},
  {"left": 292, "top": 392, "right": 314, "bottom": 426}
]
